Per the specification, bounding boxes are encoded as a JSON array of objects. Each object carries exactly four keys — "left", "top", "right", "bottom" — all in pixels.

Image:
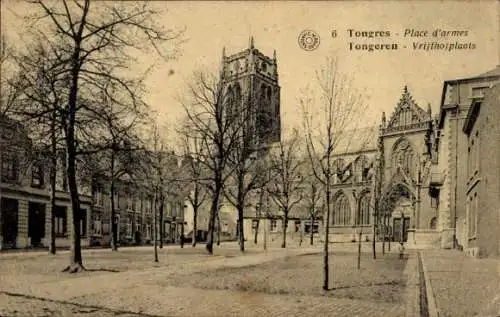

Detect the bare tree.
[
  {"left": 24, "top": 0, "right": 182, "bottom": 272},
  {"left": 302, "top": 168, "right": 323, "bottom": 246},
  {"left": 8, "top": 40, "right": 68, "bottom": 255},
  {"left": 180, "top": 69, "right": 246, "bottom": 255},
  {"left": 181, "top": 134, "right": 209, "bottom": 247},
  {"left": 223, "top": 132, "right": 268, "bottom": 251},
  {"left": 301, "top": 57, "right": 368, "bottom": 290},
  {"left": 267, "top": 130, "right": 303, "bottom": 248}
]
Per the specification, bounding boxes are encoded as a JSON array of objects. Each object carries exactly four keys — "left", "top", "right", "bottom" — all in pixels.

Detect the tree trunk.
[
  {"left": 323, "top": 182, "right": 331, "bottom": 291},
  {"left": 387, "top": 215, "right": 391, "bottom": 252},
  {"left": 180, "top": 218, "right": 185, "bottom": 248},
  {"left": 206, "top": 181, "right": 221, "bottom": 254},
  {"left": 49, "top": 108, "right": 57, "bottom": 255},
  {"left": 192, "top": 207, "right": 198, "bottom": 247},
  {"left": 310, "top": 214, "right": 314, "bottom": 246},
  {"left": 281, "top": 213, "right": 288, "bottom": 248},
  {"left": 216, "top": 212, "right": 221, "bottom": 246},
  {"left": 110, "top": 151, "right": 118, "bottom": 252},
  {"left": 254, "top": 219, "right": 259, "bottom": 244},
  {"left": 382, "top": 215, "right": 386, "bottom": 255},
  {"left": 372, "top": 208, "right": 377, "bottom": 260},
  {"left": 159, "top": 195, "right": 164, "bottom": 249},
  {"left": 357, "top": 229, "right": 362, "bottom": 270},
  {"left": 153, "top": 192, "right": 158, "bottom": 262},
  {"left": 62, "top": 64, "right": 84, "bottom": 273},
  {"left": 237, "top": 204, "right": 244, "bottom": 252}
]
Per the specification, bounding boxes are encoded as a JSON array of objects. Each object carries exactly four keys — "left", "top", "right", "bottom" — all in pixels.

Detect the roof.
[
  {"left": 438, "top": 66, "right": 500, "bottom": 128},
  {"left": 471, "top": 65, "right": 500, "bottom": 79},
  {"left": 463, "top": 84, "right": 499, "bottom": 134},
  {"left": 333, "top": 126, "right": 378, "bottom": 154}
]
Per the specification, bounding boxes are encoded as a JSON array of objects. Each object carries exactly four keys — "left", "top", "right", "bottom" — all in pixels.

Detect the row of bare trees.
[
  {"left": 1, "top": 1, "right": 183, "bottom": 272},
  {"left": 3, "top": 2, "right": 383, "bottom": 290}
]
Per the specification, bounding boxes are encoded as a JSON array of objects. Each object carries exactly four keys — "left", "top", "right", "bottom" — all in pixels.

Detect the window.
[
  {"left": 467, "top": 193, "right": 478, "bottom": 239},
  {"left": 79, "top": 209, "right": 87, "bottom": 237},
  {"left": 475, "top": 132, "right": 480, "bottom": 173},
  {"left": 305, "top": 221, "right": 319, "bottom": 233},
  {"left": 354, "top": 155, "right": 369, "bottom": 183},
  {"left": 31, "top": 162, "right": 44, "bottom": 187},
  {"left": 113, "top": 192, "right": 119, "bottom": 209},
  {"left": 294, "top": 220, "right": 301, "bottom": 232},
  {"left": 126, "top": 196, "right": 133, "bottom": 211},
  {"left": 126, "top": 217, "right": 133, "bottom": 237},
  {"left": 1, "top": 152, "right": 18, "bottom": 182},
  {"left": 54, "top": 206, "right": 67, "bottom": 237},
  {"left": 270, "top": 219, "right": 278, "bottom": 232},
  {"left": 135, "top": 197, "right": 141, "bottom": 212},
  {"left": 357, "top": 193, "right": 371, "bottom": 225},
  {"left": 392, "top": 138, "right": 414, "bottom": 178},
  {"left": 94, "top": 187, "right": 104, "bottom": 207},
  {"left": 92, "top": 215, "right": 102, "bottom": 236},
  {"left": 430, "top": 217, "right": 437, "bottom": 230},
  {"left": 467, "top": 146, "right": 472, "bottom": 178},
  {"left": 471, "top": 86, "right": 488, "bottom": 99},
  {"left": 252, "top": 219, "right": 259, "bottom": 231},
  {"left": 145, "top": 224, "right": 152, "bottom": 239},
  {"left": 333, "top": 158, "right": 345, "bottom": 184},
  {"left": 333, "top": 193, "right": 351, "bottom": 226},
  {"left": 468, "top": 193, "right": 478, "bottom": 239}
]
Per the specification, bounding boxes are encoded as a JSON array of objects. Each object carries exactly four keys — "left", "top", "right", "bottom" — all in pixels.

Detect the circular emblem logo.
[{"left": 298, "top": 30, "right": 320, "bottom": 51}]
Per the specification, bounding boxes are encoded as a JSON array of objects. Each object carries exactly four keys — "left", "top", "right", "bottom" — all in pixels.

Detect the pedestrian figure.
[{"left": 398, "top": 242, "right": 405, "bottom": 259}]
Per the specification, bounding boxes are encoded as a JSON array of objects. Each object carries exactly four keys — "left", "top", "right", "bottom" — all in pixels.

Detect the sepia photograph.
[{"left": 0, "top": 1, "right": 499, "bottom": 316}]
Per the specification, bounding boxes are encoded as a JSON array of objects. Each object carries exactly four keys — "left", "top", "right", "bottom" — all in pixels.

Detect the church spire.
[{"left": 249, "top": 36, "right": 255, "bottom": 49}]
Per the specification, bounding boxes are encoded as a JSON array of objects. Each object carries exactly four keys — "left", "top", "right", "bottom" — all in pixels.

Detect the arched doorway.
[{"left": 381, "top": 183, "right": 413, "bottom": 242}]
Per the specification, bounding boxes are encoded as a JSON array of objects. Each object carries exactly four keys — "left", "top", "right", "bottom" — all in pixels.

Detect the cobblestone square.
[{"left": 0, "top": 244, "right": 417, "bottom": 317}]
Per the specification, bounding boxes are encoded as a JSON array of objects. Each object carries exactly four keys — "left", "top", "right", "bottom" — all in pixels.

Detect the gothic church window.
[
  {"left": 354, "top": 155, "right": 369, "bottom": 183},
  {"left": 430, "top": 217, "right": 437, "bottom": 230},
  {"left": 333, "top": 193, "right": 351, "bottom": 226},
  {"left": 357, "top": 193, "right": 371, "bottom": 225},
  {"left": 392, "top": 138, "right": 414, "bottom": 178}
]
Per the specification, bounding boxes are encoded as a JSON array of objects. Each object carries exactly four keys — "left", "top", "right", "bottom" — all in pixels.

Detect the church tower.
[{"left": 220, "top": 36, "right": 281, "bottom": 147}]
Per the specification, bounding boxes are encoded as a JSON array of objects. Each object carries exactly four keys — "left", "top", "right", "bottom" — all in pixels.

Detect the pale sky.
[{"left": 2, "top": 1, "right": 499, "bottom": 143}]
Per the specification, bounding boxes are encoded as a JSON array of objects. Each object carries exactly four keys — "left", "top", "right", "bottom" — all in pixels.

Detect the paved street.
[
  {"left": 420, "top": 250, "right": 500, "bottom": 317},
  {"left": 0, "top": 242, "right": 418, "bottom": 317}
]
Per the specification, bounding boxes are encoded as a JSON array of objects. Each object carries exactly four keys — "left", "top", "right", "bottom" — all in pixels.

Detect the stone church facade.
[
  {"left": 195, "top": 40, "right": 500, "bottom": 255},
  {"left": 326, "top": 87, "right": 439, "bottom": 247}
]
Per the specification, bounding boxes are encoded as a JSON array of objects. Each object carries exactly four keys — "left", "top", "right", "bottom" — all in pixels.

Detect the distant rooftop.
[
  {"left": 333, "top": 126, "right": 378, "bottom": 155},
  {"left": 475, "top": 65, "right": 500, "bottom": 78}
]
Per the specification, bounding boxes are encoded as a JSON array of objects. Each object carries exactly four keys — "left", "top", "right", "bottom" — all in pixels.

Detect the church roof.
[
  {"left": 333, "top": 126, "right": 379, "bottom": 155},
  {"left": 385, "top": 86, "right": 431, "bottom": 131}
]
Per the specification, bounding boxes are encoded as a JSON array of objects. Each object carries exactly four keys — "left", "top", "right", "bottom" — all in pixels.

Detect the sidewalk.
[{"left": 420, "top": 250, "right": 500, "bottom": 317}]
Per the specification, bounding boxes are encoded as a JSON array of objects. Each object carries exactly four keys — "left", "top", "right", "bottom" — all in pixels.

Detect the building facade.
[
  {"left": 462, "top": 84, "right": 500, "bottom": 258},
  {"left": 0, "top": 115, "right": 92, "bottom": 250},
  {"left": 434, "top": 66, "right": 499, "bottom": 256},
  {"left": 89, "top": 152, "right": 188, "bottom": 247}
]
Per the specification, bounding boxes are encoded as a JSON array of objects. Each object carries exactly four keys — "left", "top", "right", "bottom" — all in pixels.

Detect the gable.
[{"left": 386, "top": 86, "right": 431, "bottom": 131}]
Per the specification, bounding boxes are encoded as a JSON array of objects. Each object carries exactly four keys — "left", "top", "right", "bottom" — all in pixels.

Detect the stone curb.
[
  {"left": 403, "top": 253, "right": 420, "bottom": 317},
  {"left": 419, "top": 251, "right": 440, "bottom": 317}
]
